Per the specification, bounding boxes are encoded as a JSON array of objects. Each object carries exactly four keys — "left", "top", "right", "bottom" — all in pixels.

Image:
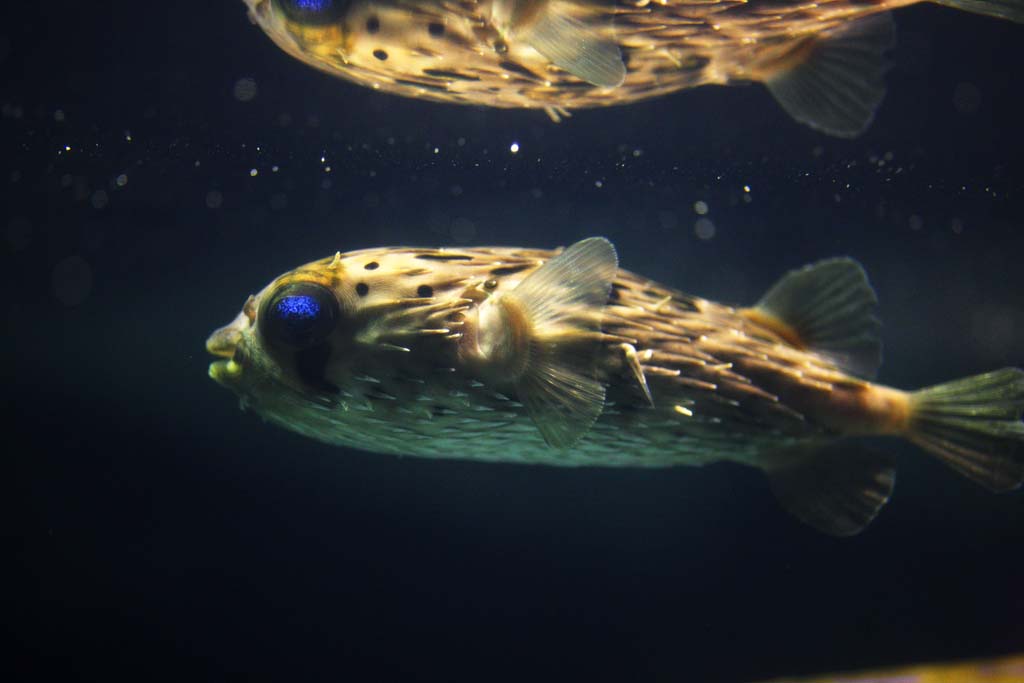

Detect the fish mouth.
[
  {"left": 206, "top": 310, "right": 250, "bottom": 386},
  {"left": 208, "top": 356, "right": 243, "bottom": 385}
]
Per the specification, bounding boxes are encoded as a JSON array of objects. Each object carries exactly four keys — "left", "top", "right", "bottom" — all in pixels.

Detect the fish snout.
[{"left": 206, "top": 310, "right": 251, "bottom": 385}]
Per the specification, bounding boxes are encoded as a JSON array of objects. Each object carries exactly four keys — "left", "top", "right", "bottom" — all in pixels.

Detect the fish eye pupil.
[
  {"left": 275, "top": 294, "right": 320, "bottom": 322},
  {"left": 261, "top": 283, "right": 338, "bottom": 349}
]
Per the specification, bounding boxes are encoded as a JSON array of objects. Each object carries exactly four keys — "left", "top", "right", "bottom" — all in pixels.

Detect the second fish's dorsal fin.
[
  {"left": 742, "top": 258, "right": 882, "bottom": 379},
  {"left": 506, "top": 237, "right": 618, "bottom": 448},
  {"left": 763, "top": 12, "right": 895, "bottom": 138},
  {"left": 520, "top": 8, "right": 626, "bottom": 88}
]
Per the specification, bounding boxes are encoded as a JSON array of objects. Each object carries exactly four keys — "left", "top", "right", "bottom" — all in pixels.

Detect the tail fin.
[
  {"left": 907, "top": 368, "right": 1024, "bottom": 491},
  {"left": 933, "top": 0, "right": 1024, "bottom": 23}
]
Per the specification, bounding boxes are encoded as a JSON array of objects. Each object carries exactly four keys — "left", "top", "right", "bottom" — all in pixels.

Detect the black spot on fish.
[
  {"left": 295, "top": 343, "right": 339, "bottom": 395},
  {"left": 680, "top": 54, "right": 710, "bottom": 72},
  {"left": 366, "top": 16, "right": 380, "bottom": 34},
  {"left": 557, "top": 81, "right": 597, "bottom": 90},
  {"left": 356, "top": 282, "right": 369, "bottom": 296},
  {"left": 490, "top": 264, "right": 531, "bottom": 277},
  {"left": 423, "top": 69, "right": 480, "bottom": 82},
  {"left": 417, "top": 284, "right": 434, "bottom": 298},
  {"left": 373, "top": 49, "right": 388, "bottom": 61},
  {"left": 415, "top": 253, "right": 473, "bottom": 261},
  {"left": 428, "top": 22, "right": 444, "bottom": 37},
  {"left": 499, "top": 61, "right": 540, "bottom": 81},
  {"left": 365, "top": 261, "right": 379, "bottom": 270},
  {"left": 394, "top": 78, "right": 450, "bottom": 93},
  {"left": 608, "top": 288, "right": 621, "bottom": 301}
]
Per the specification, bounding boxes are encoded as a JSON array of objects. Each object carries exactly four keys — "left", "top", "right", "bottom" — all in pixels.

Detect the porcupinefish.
[
  {"left": 241, "top": 0, "right": 1024, "bottom": 136},
  {"left": 206, "top": 237, "right": 1024, "bottom": 535}
]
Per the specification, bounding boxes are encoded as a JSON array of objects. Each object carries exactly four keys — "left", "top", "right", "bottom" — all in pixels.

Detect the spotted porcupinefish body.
[
  {"left": 242, "top": 0, "right": 1024, "bottom": 135},
  {"left": 207, "top": 237, "right": 1024, "bottom": 535}
]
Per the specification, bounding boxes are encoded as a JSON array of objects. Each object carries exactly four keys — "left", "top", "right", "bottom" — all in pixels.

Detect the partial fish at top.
[
  {"left": 241, "top": 0, "right": 1024, "bottom": 136},
  {"left": 207, "top": 236, "right": 1024, "bottom": 536}
]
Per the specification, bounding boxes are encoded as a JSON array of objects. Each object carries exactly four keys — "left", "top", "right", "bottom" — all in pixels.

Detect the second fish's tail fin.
[
  {"left": 933, "top": 0, "right": 1024, "bottom": 23},
  {"left": 906, "top": 368, "right": 1024, "bottom": 491}
]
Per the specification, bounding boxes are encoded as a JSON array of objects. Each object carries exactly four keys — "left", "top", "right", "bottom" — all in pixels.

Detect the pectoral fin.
[
  {"left": 764, "top": 12, "right": 895, "bottom": 138},
  {"left": 505, "top": 237, "right": 619, "bottom": 448},
  {"left": 521, "top": 10, "right": 626, "bottom": 88},
  {"left": 764, "top": 442, "right": 896, "bottom": 536}
]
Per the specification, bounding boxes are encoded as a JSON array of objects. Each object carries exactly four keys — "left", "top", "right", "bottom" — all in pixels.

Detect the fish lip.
[{"left": 207, "top": 309, "right": 254, "bottom": 384}]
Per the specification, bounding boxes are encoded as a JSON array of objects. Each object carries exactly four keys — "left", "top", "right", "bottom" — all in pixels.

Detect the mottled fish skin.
[
  {"left": 207, "top": 243, "right": 861, "bottom": 467},
  {"left": 240, "top": 0, "right": 1021, "bottom": 131}
]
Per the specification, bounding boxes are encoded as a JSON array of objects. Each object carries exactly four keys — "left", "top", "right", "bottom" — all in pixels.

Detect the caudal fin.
[
  {"left": 933, "top": 0, "right": 1024, "bottom": 23},
  {"left": 907, "top": 368, "right": 1024, "bottom": 491}
]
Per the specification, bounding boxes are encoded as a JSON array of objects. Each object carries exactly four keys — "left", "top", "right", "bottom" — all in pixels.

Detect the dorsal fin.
[
  {"left": 763, "top": 12, "right": 895, "bottom": 138},
  {"left": 505, "top": 237, "right": 618, "bottom": 448},
  {"left": 742, "top": 258, "right": 882, "bottom": 379}
]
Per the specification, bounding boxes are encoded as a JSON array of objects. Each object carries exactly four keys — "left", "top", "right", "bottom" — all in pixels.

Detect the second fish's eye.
[
  {"left": 260, "top": 283, "right": 339, "bottom": 350},
  {"left": 275, "top": 0, "right": 348, "bottom": 24}
]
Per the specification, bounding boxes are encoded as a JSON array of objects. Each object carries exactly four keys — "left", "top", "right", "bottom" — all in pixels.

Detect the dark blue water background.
[{"left": 5, "top": 2, "right": 1024, "bottom": 681}]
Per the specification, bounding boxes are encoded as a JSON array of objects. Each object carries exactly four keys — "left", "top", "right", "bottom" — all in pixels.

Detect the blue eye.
[
  {"left": 275, "top": 0, "right": 348, "bottom": 23},
  {"left": 260, "top": 283, "right": 339, "bottom": 349}
]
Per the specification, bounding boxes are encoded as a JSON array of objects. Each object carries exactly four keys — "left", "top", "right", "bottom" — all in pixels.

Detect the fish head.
[
  {"left": 204, "top": 246, "right": 535, "bottom": 442},
  {"left": 206, "top": 261, "right": 353, "bottom": 407}
]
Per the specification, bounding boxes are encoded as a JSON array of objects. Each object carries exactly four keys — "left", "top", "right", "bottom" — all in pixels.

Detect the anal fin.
[
  {"left": 764, "top": 12, "right": 895, "bottom": 138},
  {"left": 742, "top": 258, "right": 882, "bottom": 380},
  {"left": 765, "top": 441, "right": 896, "bottom": 536}
]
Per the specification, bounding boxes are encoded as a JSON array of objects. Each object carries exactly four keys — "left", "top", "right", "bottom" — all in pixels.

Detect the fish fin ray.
[
  {"left": 932, "top": 0, "right": 1024, "bottom": 22},
  {"left": 907, "top": 368, "right": 1024, "bottom": 491},
  {"left": 508, "top": 237, "right": 618, "bottom": 447},
  {"left": 521, "top": 11, "right": 626, "bottom": 88},
  {"left": 764, "top": 441, "right": 895, "bottom": 536},
  {"left": 764, "top": 12, "right": 894, "bottom": 138},
  {"left": 744, "top": 258, "right": 882, "bottom": 380}
]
